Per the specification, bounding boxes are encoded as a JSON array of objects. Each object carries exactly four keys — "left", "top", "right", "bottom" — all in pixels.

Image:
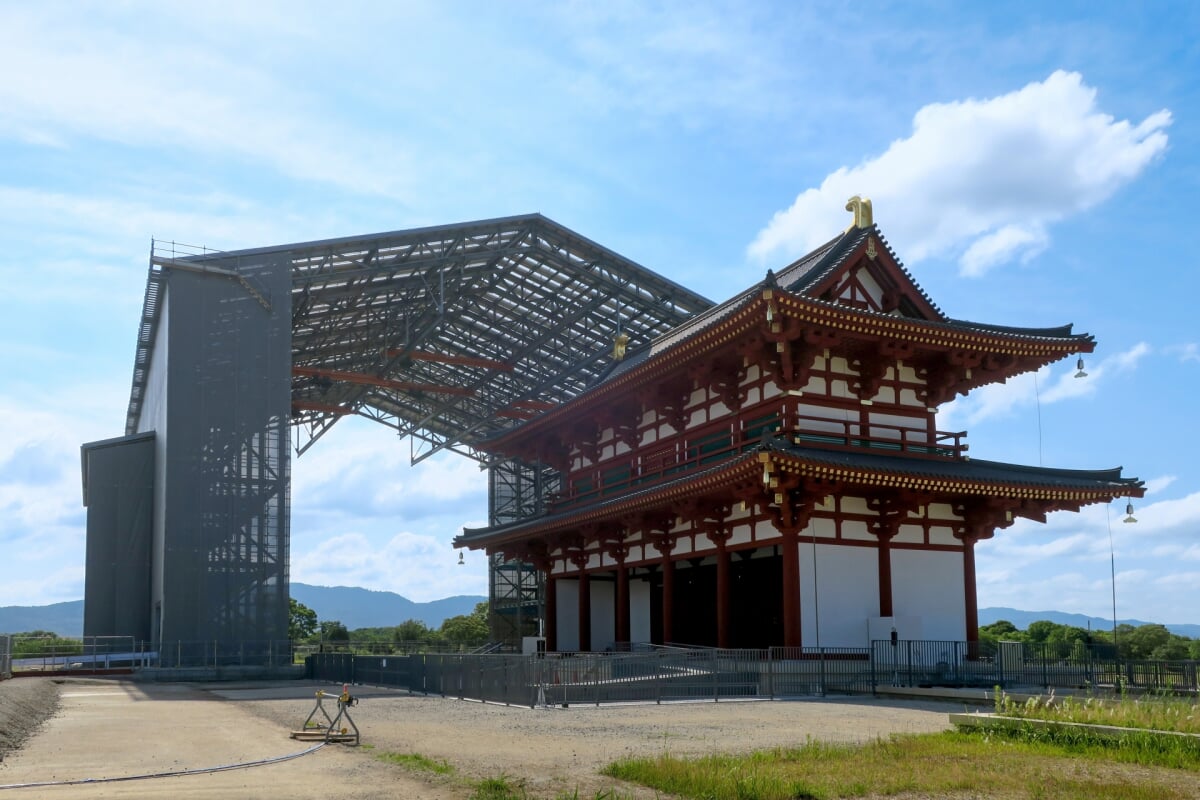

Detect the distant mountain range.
[
  {"left": 2, "top": 591, "right": 1196, "bottom": 640},
  {"left": 0, "top": 583, "right": 486, "bottom": 637},
  {"left": 978, "top": 607, "right": 1200, "bottom": 640},
  {"left": 288, "top": 584, "right": 485, "bottom": 630}
]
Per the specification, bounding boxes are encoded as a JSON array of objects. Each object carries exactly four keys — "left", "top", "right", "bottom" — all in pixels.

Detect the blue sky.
[{"left": 1, "top": 2, "right": 1197, "bottom": 627}]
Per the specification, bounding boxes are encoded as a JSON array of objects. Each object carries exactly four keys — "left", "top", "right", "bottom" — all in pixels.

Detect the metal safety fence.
[
  {"left": 310, "top": 640, "right": 1199, "bottom": 704},
  {"left": 1, "top": 635, "right": 11, "bottom": 679},
  {"left": 9, "top": 635, "right": 138, "bottom": 674},
  {"left": 147, "top": 639, "right": 295, "bottom": 669},
  {"left": 873, "top": 639, "right": 1200, "bottom": 694},
  {"left": 6, "top": 638, "right": 297, "bottom": 673},
  {"left": 307, "top": 646, "right": 875, "bottom": 705}
]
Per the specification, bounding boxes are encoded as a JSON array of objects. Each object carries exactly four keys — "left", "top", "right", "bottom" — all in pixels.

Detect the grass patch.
[
  {"left": 603, "top": 730, "right": 1200, "bottom": 800},
  {"left": 468, "top": 775, "right": 632, "bottom": 800},
  {"left": 378, "top": 750, "right": 455, "bottom": 775},
  {"left": 995, "top": 688, "right": 1200, "bottom": 734}
]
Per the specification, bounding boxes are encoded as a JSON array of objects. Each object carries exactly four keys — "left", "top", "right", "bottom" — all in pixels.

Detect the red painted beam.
[
  {"left": 292, "top": 366, "right": 475, "bottom": 397},
  {"left": 386, "top": 349, "right": 513, "bottom": 371},
  {"left": 291, "top": 400, "right": 353, "bottom": 416}
]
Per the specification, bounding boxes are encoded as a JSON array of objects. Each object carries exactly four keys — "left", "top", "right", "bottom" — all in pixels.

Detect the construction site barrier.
[{"left": 309, "top": 640, "right": 1200, "bottom": 704}]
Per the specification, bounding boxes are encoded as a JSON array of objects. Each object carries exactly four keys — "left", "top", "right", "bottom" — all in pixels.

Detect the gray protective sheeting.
[{"left": 81, "top": 432, "right": 155, "bottom": 640}]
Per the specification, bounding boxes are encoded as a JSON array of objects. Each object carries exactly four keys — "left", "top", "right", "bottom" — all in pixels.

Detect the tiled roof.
[
  {"left": 457, "top": 438, "right": 1142, "bottom": 547},
  {"left": 764, "top": 438, "right": 1142, "bottom": 491}
]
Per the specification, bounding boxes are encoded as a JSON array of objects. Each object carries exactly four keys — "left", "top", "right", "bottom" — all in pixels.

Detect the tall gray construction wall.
[
  {"left": 82, "top": 432, "right": 155, "bottom": 640},
  {"left": 83, "top": 252, "right": 292, "bottom": 660}
]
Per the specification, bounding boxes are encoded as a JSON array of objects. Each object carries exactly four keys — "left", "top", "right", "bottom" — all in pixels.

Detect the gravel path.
[
  {"left": 0, "top": 678, "right": 59, "bottom": 763},
  {"left": 226, "top": 684, "right": 960, "bottom": 798},
  {"left": 0, "top": 676, "right": 964, "bottom": 800}
]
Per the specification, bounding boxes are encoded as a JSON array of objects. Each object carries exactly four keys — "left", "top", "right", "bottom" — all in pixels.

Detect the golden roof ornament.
[
  {"left": 845, "top": 195, "right": 873, "bottom": 229},
  {"left": 611, "top": 331, "right": 630, "bottom": 360}
]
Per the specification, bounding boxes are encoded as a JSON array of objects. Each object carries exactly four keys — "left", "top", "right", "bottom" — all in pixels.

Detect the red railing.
[{"left": 549, "top": 410, "right": 967, "bottom": 511}]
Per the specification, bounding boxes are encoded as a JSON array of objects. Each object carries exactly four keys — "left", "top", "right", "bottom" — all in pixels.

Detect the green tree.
[
  {"left": 394, "top": 619, "right": 434, "bottom": 643},
  {"left": 979, "top": 620, "right": 1020, "bottom": 643},
  {"left": 1024, "top": 620, "right": 1061, "bottom": 643},
  {"left": 318, "top": 620, "right": 350, "bottom": 650},
  {"left": 440, "top": 602, "right": 489, "bottom": 645},
  {"left": 1122, "top": 623, "right": 1171, "bottom": 660},
  {"left": 12, "top": 631, "right": 83, "bottom": 657},
  {"left": 288, "top": 598, "right": 318, "bottom": 641}
]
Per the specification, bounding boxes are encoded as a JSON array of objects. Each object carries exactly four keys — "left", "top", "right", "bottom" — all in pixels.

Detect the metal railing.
[
  {"left": 308, "top": 646, "right": 874, "bottom": 705},
  {"left": 9, "top": 636, "right": 138, "bottom": 674},
  {"left": 1, "top": 635, "right": 11, "bottom": 679},
  {"left": 873, "top": 639, "right": 1200, "bottom": 694},
  {"left": 552, "top": 409, "right": 966, "bottom": 510},
  {"left": 310, "top": 640, "right": 1199, "bottom": 704},
  {"left": 146, "top": 640, "right": 295, "bottom": 668}
]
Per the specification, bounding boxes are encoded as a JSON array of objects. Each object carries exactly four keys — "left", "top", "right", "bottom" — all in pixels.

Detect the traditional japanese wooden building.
[{"left": 454, "top": 198, "right": 1143, "bottom": 651}]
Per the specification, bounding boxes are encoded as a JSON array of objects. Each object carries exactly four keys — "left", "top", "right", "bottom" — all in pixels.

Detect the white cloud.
[
  {"left": 1155, "top": 571, "right": 1200, "bottom": 587},
  {"left": 939, "top": 342, "right": 1150, "bottom": 429},
  {"left": 0, "top": 7, "right": 415, "bottom": 197},
  {"left": 291, "top": 531, "right": 488, "bottom": 603},
  {"left": 977, "top": 486, "right": 1200, "bottom": 623},
  {"left": 960, "top": 223, "right": 1049, "bottom": 277},
  {"left": 1169, "top": 343, "right": 1200, "bottom": 363},
  {"left": 1142, "top": 475, "right": 1177, "bottom": 495},
  {"left": 0, "top": 387, "right": 131, "bottom": 606},
  {"left": 748, "top": 71, "right": 1170, "bottom": 275},
  {"left": 292, "top": 418, "right": 487, "bottom": 521}
]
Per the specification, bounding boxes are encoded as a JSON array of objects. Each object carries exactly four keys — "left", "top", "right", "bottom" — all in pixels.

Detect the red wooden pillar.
[
  {"left": 649, "top": 533, "right": 676, "bottom": 645},
  {"left": 577, "top": 570, "right": 591, "bottom": 652},
  {"left": 544, "top": 574, "right": 558, "bottom": 652},
  {"left": 962, "top": 535, "right": 979, "bottom": 643},
  {"left": 780, "top": 531, "right": 801, "bottom": 648},
  {"left": 877, "top": 532, "right": 895, "bottom": 618},
  {"left": 615, "top": 558, "right": 630, "bottom": 644},
  {"left": 661, "top": 555, "right": 675, "bottom": 644},
  {"left": 715, "top": 540, "right": 731, "bottom": 649}
]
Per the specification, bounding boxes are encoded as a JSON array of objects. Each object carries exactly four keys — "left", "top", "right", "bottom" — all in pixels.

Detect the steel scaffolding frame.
[
  {"left": 487, "top": 459, "right": 560, "bottom": 643},
  {"left": 122, "top": 214, "right": 712, "bottom": 645}
]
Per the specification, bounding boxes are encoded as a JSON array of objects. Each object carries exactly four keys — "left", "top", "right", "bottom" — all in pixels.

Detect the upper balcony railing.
[{"left": 549, "top": 407, "right": 967, "bottom": 511}]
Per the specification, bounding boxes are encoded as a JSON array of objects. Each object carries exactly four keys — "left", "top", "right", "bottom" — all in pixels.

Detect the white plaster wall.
[
  {"left": 892, "top": 549, "right": 966, "bottom": 641},
  {"left": 841, "top": 519, "right": 874, "bottom": 542},
  {"left": 898, "top": 387, "right": 924, "bottom": 408},
  {"left": 728, "top": 524, "right": 753, "bottom": 547},
  {"left": 801, "top": 544, "right": 878, "bottom": 648},
  {"left": 856, "top": 267, "right": 884, "bottom": 305},
  {"left": 591, "top": 580, "right": 615, "bottom": 650},
  {"left": 556, "top": 579, "right": 579, "bottom": 652},
  {"left": 929, "top": 528, "right": 961, "bottom": 547},
  {"left": 927, "top": 503, "right": 961, "bottom": 521},
  {"left": 894, "top": 524, "right": 924, "bottom": 545},
  {"left": 630, "top": 579, "right": 652, "bottom": 643}
]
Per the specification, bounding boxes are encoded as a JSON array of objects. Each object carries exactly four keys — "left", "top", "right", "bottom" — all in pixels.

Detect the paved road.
[{"left": 0, "top": 680, "right": 456, "bottom": 799}]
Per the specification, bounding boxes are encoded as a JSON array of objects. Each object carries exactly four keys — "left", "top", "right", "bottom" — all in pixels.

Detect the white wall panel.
[
  {"left": 591, "top": 580, "right": 615, "bottom": 650},
  {"left": 556, "top": 579, "right": 579, "bottom": 652},
  {"left": 630, "top": 579, "right": 652, "bottom": 643},
  {"left": 800, "top": 544, "right": 878, "bottom": 647},
  {"left": 892, "top": 549, "right": 966, "bottom": 641}
]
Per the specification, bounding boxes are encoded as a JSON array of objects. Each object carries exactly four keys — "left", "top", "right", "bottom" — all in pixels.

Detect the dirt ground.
[
  {"left": 0, "top": 678, "right": 59, "bottom": 762},
  {"left": 0, "top": 676, "right": 965, "bottom": 798}
]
